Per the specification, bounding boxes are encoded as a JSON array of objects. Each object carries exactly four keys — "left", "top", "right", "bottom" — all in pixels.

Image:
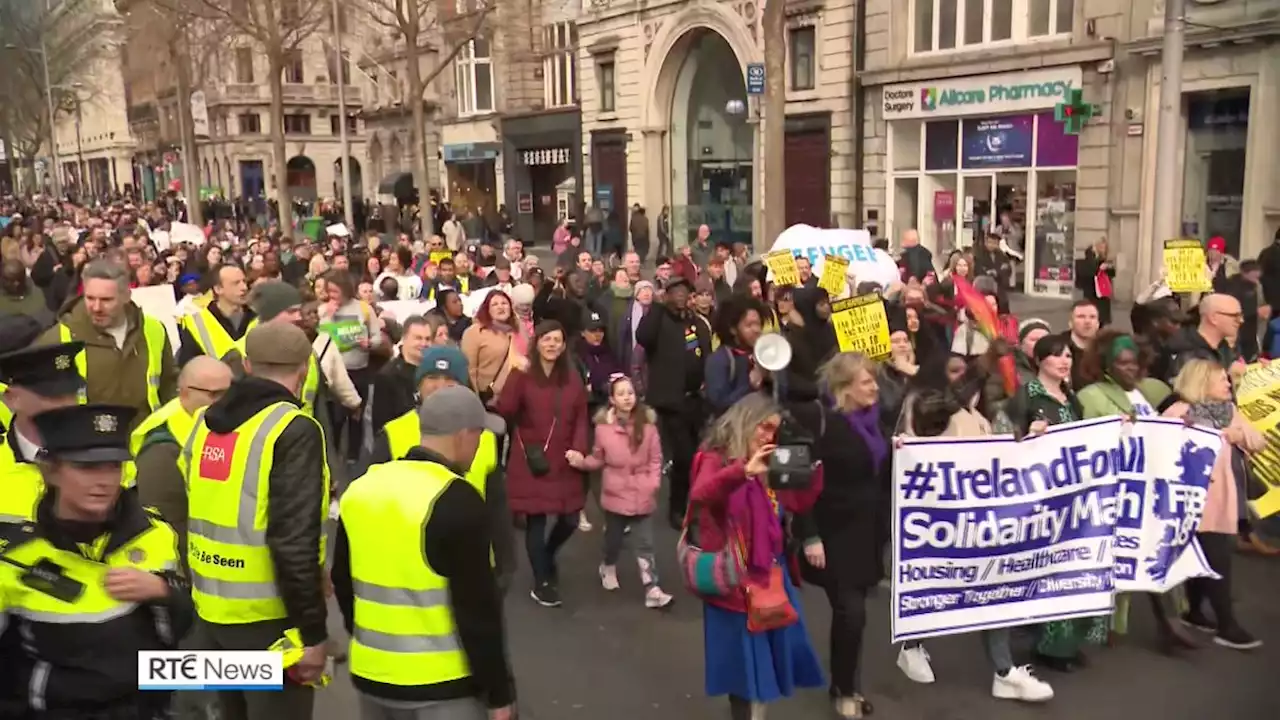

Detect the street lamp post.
[{"left": 331, "top": 0, "right": 354, "bottom": 230}]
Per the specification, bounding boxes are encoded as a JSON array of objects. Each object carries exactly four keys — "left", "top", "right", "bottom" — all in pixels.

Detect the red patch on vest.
[{"left": 199, "top": 432, "right": 238, "bottom": 482}]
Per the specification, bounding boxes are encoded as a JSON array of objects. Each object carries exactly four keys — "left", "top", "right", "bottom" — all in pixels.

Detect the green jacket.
[{"left": 1077, "top": 377, "right": 1171, "bottom": 419}]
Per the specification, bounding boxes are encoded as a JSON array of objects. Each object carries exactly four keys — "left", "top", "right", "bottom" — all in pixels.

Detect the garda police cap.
[
  {"left": 0, "top": 338, "right": 86, "bottom": 399},
  {"left": 33, "top": 404, "right": 136, "bottom": 463}
]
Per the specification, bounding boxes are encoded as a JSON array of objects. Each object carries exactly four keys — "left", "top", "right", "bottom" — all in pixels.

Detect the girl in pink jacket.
[{"left": 567, "top": 375, "right": 674, "bottom": 608}]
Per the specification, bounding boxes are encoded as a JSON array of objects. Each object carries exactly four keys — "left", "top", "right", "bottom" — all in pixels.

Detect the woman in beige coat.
[{"left": 460, "top": 289, "right": 526, "bottom": 404}]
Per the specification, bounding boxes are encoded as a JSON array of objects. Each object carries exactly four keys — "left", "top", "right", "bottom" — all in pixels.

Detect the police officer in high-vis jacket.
[
  {"left": 0, "top": 403, "right": 192, "bottom": 720},
  {"left": 333, "top": 386, "right": 516, "bottom": 720},
  {"left": 0, "top": 320, "right": 88, "bottom": 527}
]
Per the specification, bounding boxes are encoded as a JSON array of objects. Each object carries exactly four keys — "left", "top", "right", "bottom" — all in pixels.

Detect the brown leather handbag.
[{"left": 745, "top": 565, "right": 798, "bottom": 633}]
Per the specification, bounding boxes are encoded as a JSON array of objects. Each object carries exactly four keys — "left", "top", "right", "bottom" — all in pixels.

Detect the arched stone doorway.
[
  {"left": 641, "top": 6, "right": 761, "bottom": 248},
  {"left": 286, "top": 155, "right": 317, "bottom": 201},
  {"left": 333, "top": 157, "right": 363, "bottom": 201}
]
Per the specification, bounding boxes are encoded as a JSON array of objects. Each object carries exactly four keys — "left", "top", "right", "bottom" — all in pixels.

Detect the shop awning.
[{"left": 377, "top": 172, "right": 415, "bottom": 199}]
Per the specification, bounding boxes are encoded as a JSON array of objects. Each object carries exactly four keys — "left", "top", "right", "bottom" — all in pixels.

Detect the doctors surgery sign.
[{"left": 882, "top": 67, "right": 1083, "bottom": 120}]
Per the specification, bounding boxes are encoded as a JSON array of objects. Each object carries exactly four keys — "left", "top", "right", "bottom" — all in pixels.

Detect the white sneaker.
[
  {"left": 992, "top": 666, "right": 1054, "bottom": 702},
  {"left": 578, "top": 511, "right": 593, "bottom": 532},
  {"left": 599, "top": 564, "right": 619, "bottom": 591},
  {"left": 645, "top": 586, "right": 674, "bottom": 609},
  {"left": 897, "top": 645, "right": 935, "bottom": 684}
]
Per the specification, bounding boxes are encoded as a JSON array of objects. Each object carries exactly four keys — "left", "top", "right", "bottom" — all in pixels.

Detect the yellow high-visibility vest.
[
  {"left": 182, "top": 308, "right": 248, "bottom": 359},
  {"left": 383, "top": 410, "right": 495, "bottom": 499},
  {"left": 341, "top": 460, "right": 470, "bottom": 687},
  {"left": 122, "top": 398, "right": 194, "bottom": 488},
  {"left": 181, "top": 401, "right": 329, "bottom": 625},
  {"left": 0, "top": 434, "right": 44, "bottom": 527},
  {"left": 59, "top": 313, "right": 167, "bottom": 411},
  {"left": 0, "top": 384, "right": 10, "bottom": 430}
]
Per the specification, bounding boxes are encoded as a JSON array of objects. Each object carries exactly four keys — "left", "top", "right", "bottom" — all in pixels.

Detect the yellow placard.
[
  {"left": 1234, "top": 363, "right": 1280, "bottom": 518},
  {"left": 819, "top": 254, "right": 850, "bottom": 298},
  {"left": 764, "top": 250, "right": 800, "bottom": 287},
  {"left": 830, "top": 293, "right": 891, "bottom": 360},
  {"left": 1163, "top": 239, "right": 1211, "bottom": 293}
]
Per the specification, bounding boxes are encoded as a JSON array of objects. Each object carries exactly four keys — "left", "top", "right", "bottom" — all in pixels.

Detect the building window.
[
  {"left": 456, "top": 37, "right": 493, "bottom": 115},
  {"left": 542, "top": 22, "right": 577, "bottom": 109},
  {"left": 238, "top": 113, "right": 261, "bottom": 134},
  {"left": 789, "top": 26, "right": 815, "bottom": 91},
  {"left": 329, "top": 114, "right": 357, "bottom": 135},
  {"left": 1028, "top": 0, "right": 1073, "bottom": 37},
  {"left": 283, "top": 49, "right": 304, "bottom": 84},
  {"left": 327, "top": 54, "right": 350, "bottom": 84},
  {"left": 598, "top": 60, "right": 615, "bottom": 113},
  {"left": 912, "top": 0, "right": 1067, "bottom": 54},
  {"left": 283, "top": 113, "right": 311, "bottom": 134},
  {"left": 235, "top": 48, "right": 254, "bottom": 84}
]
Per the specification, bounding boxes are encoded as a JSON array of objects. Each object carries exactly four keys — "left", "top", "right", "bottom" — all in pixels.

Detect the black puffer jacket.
[
  {"left": 781, "top": 286, "right": 837, "bottom": 402},
  {"left": 200, "top": 376, "right": 329, "bottom": 646}
]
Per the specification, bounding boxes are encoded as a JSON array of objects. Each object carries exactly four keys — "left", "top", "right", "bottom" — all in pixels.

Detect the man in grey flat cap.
[{"left": 332, "top": 386, "right": 516, "bottom": 720}]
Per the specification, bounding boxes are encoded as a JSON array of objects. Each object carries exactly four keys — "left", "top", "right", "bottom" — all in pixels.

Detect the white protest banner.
[
  {"left": 462, "top": 286, "right": 495, "bottom": 318},
  {"left": 379, "top": 300, "right": 436, "bottom": 325},
  {"left": 767, "top": 225, "right": 899, "bottom": 291},
  {"left": 1111, "top": 418, "right": 1221, "bottom": 593},
  {"left": 891, "top": 417, "right": 1221, "bottom": 643},
  {"left": 170, "top": 222, "right": 206, "bottom": 247},
  {"left": 130, "top": 285, "right": 181, "bottom": 355},
  {"left": 150, "top": 230, "right": 172, "bottom": 252}
]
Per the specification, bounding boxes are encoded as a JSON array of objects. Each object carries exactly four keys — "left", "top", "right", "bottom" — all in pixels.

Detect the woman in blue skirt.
[{"left": 687, "top": 394, "right": 826, "bottom": 719}]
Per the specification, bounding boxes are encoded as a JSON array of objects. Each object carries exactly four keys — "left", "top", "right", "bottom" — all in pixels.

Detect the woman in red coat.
[{"left": 495, "top": 319, "right": 591, "bottom": 608}]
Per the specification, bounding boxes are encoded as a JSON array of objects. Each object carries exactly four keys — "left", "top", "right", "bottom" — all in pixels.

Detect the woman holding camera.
[{"left": 689, "top": 394, "right": 825, "bottom": 720}]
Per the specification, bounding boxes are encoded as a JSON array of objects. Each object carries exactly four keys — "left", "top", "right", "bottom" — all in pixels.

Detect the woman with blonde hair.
[
  {"left": 1080, "top": 237, "right": 1115, "bottom": 326},
  {"left": 785, "top": 352, "right": 891, "bottom": 717},
  {"left": 689, "top": 393, "right": 825, "bottom": 719},
  {"left": 1162, "top": 358, "right": 1266, "bottom": 650}
]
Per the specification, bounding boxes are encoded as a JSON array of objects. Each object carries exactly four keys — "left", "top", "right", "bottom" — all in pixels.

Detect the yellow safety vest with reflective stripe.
[
  {"left": 226, "top": 334, "right": 320, "bottom": 416},
  {"left": 59, "top": 314, "right": 167, "bottom": 411},
  {"left": 0, "top": 435, "right": 44, "bottom": 527},
  {"left": 0, "top": 509, "right": 178, "bottom": 634},
  {"left": 182, "top": 307, "right": 245, "bottom": 358},
  {"left": 122, "top": 398, "right": 194, "bottom": 488},
  {"left": 182, "top": 401, "right": 329, "bottom": 625},
  {"left": 0, "top": 384, "right": 11, "bottom": 430},
  {"left": 383, "top": 410, "right": 494, "bottom": 499},
  {"left": 341, "top": 460, "right": 469, "bottom": 687}
]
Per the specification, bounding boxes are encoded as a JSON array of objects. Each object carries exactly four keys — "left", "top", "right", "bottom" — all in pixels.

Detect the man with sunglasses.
[{"left": 130, "top": 355, "right": 233, "bottom": 571}]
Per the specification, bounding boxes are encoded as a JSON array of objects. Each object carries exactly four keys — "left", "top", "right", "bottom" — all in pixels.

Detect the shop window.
[
  {"left": 237, "top": 113, "right": 261, "bottom": 134},
  {"left": 788, "top": 26, "right": 815, "bottom": 91},
  {"left": 598, "top": 60, "right": 616, "bottom": 113},
  {"left": 543, "top": 22, "right": 578, "bottom": 109},
  {"left": 894, "top": 177, "right": 920, "bottom": 241},
  {"left": 456, "top": 37, "right": 494, "bottom": 116},
  {"left": 235, "top": 48, "right": 254, "bottom": 84},
  {"left": 892, "top": 120, "right": 922, "bottom": 171},
  {"left": 924, "top": 120, "right": 959, "bottom": 171},
  {"left": 1033, "top": 169, "right": 1076, "bottom": 295}
]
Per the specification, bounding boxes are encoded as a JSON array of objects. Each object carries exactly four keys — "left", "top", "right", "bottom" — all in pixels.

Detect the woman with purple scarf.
[
  {"left": 786, "top": 353, "right": 891, "bottom": 718},
  {"left": 688, "top": 394, "right": 825, "bottom": 720}
]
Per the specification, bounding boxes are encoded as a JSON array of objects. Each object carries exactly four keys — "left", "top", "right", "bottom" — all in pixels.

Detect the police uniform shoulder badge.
[
  {"left": 93, "top": 413, "right": 118, "bottom": 434},
  {"left": 54, "top": 354, "right": 72, "bottom": 371}
]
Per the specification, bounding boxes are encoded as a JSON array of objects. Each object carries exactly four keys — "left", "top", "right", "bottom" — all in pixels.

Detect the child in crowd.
[{"left": 567, "top": 375, "right": 674, "bottom": 609}]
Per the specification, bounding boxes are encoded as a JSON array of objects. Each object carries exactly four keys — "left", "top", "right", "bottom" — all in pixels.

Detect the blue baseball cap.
[{"left": 414, "top": 345, "right": 471, "bottom": 387}]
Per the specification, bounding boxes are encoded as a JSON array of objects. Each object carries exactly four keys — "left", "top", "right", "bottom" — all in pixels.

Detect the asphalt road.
[{"left": 309, "top": 504, "right": 1279, "bottom": 720}]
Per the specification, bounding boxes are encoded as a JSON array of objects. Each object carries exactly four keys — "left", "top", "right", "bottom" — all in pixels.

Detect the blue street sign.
[{"left": 746, "top": 63, "right": 765, "bottom": 95}]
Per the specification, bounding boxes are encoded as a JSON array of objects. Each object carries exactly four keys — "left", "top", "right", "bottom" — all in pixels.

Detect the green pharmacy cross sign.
[{"left": 1054, "top": 88, "right": 1100, "bottom": 135}]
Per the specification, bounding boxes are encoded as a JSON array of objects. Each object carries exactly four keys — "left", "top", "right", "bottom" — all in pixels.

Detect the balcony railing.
[{"left": 205, "top": 83, "right": 363, "bottom": 106}]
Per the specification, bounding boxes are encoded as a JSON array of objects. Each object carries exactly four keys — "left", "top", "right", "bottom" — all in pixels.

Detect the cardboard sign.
[{"left": 830, "top": 293, "right": 891, "bottom": 359}]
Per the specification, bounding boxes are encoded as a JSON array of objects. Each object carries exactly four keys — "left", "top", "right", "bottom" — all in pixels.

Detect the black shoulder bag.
[{"left": 519, "top": 388, "right": 560, "bottom": 477}]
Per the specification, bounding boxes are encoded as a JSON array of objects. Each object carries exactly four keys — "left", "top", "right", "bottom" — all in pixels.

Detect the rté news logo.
[{"left": 138, "top": 651, "right": 283, "bottom": 691}]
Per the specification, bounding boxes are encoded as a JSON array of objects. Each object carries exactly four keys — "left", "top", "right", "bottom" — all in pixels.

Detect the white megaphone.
[{"left": 753, "top": 333, "right": 793, "bottom": 374}]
